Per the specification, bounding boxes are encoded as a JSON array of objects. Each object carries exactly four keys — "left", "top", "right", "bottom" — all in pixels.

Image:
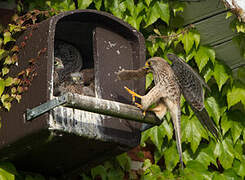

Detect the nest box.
[{"left": 0, "top": 10, "right": 146, "bottom": 176}]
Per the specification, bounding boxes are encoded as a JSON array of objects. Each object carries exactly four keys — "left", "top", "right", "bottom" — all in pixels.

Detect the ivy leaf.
[
  {"left": 205, "top": 97, "right": 221, "bottom": 125},
  {"left": 161, "top": 119, "right": 173, "bottom": 141},
  {"left": 78, "top": 0, "right": 92, "bottom": 9},
  {"left": 157, "top": 1, "right": 170, "bottom": 25},
  {"left": 190, "top": 29, "right": 200, "bottom": 49},
  {"left": 116, "top": 153, "right": 131, "bottom": 171},
  {"left": 3, "top": 31, "right": 15, "bottom": 45},
  {"left": 181, "top": 115, "right": 207, "bottom": 153},
  {"left": 214, "top": 136, "right": 235, "bottom": 169},
  {"left": 227, "top": 80, "right": 245, "bottom": 109},
  {"left": 213, "top": 61, "right": 230, "bottom": 91},
  {"left": 145, "top": 0, "right": 152, "bottom": 7},
  {"left": 146, "top": 40, "right": 159, "bottom": 56},
  {"left": 229, "top": 110, "right": 244, "bottom": 144},
  {"left": 202, "top": 63, "right": 213, "bottom": 83},
  {"left": 144, "top": 1, "right": 169, "bottom": 27},
  {"left": 220, "top": 113, "right": 232, "bottom": 136},
  {"left": 181, "top": 31, "right": 194, "bottom": 55},
  {"left": 144, "top": 2, "right": 160, "bottom": 27},
  {"left": 0, "top": 79, "right": 5, "bottom": 96},
  {"left": 2, "top": 67, "right": 9, "bottom": 76},
  {"left": 195, "top": 46, "right": 215, "bottom": 72},
  {"left": 94, "top": 0, "right": 102, "bottom": 10},
  {"left": 145, "top": 72, "right": 153, "bottom": 89},
  {"left": 91, "top": 165, "right": 107, "bottom": 180},
  {"left": 233, "top": 159, "right": 245, "bottom": 178},
  {"left": 163, "top": 141, "right": 179, "bottom": 171},
  {"left": 196, "top": 141, "right": 217, "bottom": 168},
  {"left": 0, "top": 49, "right": 8, "bottom": 61},
  {"left": 149, "top": 125, "right": 165, "bottom": 152},
  {"left": 5, "top": 77, "right": 14, "bottom": 87},
  {"left": 183, "top": 161, "right": 213, "bottom": 179}
]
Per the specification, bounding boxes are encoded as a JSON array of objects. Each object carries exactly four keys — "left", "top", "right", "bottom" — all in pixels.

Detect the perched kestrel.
[
  {"left": 122, "top": 54, "right": 220, "bottom": 169},
  {"left": 124, "top": 57, "right": 183, "bottom": 168}
]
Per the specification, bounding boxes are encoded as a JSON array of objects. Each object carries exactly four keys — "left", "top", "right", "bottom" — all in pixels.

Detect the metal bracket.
[{"left": 26, "top": 95, "right": 67, "bottom": 121}]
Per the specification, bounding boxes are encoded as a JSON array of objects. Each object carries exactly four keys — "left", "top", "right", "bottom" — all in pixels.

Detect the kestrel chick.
[{"left": 125, "top": 57, "right": 183, "bottom": 168}]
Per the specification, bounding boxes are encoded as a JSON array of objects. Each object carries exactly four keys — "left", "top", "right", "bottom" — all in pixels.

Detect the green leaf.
[
  {"left": 0, "top": 49, "right": 8, "bottom": 61},
  {"left": 157, "top": 1, "right": 170, "bottom": 25},
  {"left": 0, "top": 79, "right": 5, "bottom": 96},
  {"left": 2, "top": 67, "right": 9, "bottom": 76},
  {"left": 226, "top": 11, "right": 233, "bottom": 19},
  {"left": 205, "top": 97, "right": 221, "bottom": 125},
  {"left": 94, "top": 0, "right": 102, "bottom": 10},
  {"left": 213, "top": 61, "right": 230, "bottom": 91},
  {"left": 183, "top": 161, "right": 213, "bottom": 179},
  {"left": 146, "top": 72, "right": 153, "bottom": 89},
  {"left": 146, "top": 40, "right": 159, "bottom": 56},
  {"left": 196, "top": 141, "right": 217, "bottom": 168},
  {"left": 220, "top": 113, "right": 232, "bottom": 136},
  {"left": 4, "top": 77, "right": 14, "bottom": 87},
  {"left": 107, "top": 169, "right": 124, "bottom": 180},
  {"left": 229, "top": 110, "right": 244, "bottom": 143},
  {"left": 181, "top": 115, "right": 206, "bottom": 153},
  {"left": 181, "top": 31, "right": 194, "bottom": 55},
  {"left": 116, "top": 153, "right": 131, "bottom": 171},
  {"left": 145, "top": 0, "right": 152, "bottom": 7},
  {"left": 144, "top": 2, "right": 160, "bottom": 27},
  {"left": 91, "top": 165, "right": 107, "bottom": 180},
  {"left": 233, "top": 159, "right": 245, "bottom": 178},
  {"left": 3, "top": 31, "right": 15, "bottom": 45},
  {"left": 161, "top": 119, "right": 173, "bottom": 141},
  {"left": 191, "top": 29, "right": 200, "bottom": 49},
  {"left": 227, "top": 80, "right": 245, "bottom": 109},
  {"left": 194, "top": 47, "right": 209, "bottom": 72},
  {"left": 163, "top": 141, "right": 179, "bottom": 171},
  {"left": 214, "top": 136, "right": 235, "bottom": 169},
  {"left": 0, "top": 162, "right": 17, "bottom": 180},
  {"left": 78, "top": 0, "right": 92, "bottom": 9},
  {"left": 149, "top": 125, "right": 165, "bottom": 152}
]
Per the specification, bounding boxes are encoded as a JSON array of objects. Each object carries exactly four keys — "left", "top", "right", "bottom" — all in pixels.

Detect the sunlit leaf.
[
  {"left": 227, "top": 80, "right": 245, "bottom": 109},
  {"left": 181, "top": 31, "right": 194, "bottom": 55},
  {"left": 0, "top": 78, "right": 5, "bottom": 97},
  {"left": 213, "top": 61, "right": 230, "bottom": 91},
  {"left": 3, "top": 31, "right": 15, "bottom": 45},
  {"left": 214, "top": 136, "right": 234, "bottom": 169},
  {"left": 195, "top": 46, "right": 215, "bottom": 72},
  {"left": 157, "top": 1, "right": 170, "bottom": 25},
  {"left": 2, "top": 67, "right": 9, "bottom": 76}
]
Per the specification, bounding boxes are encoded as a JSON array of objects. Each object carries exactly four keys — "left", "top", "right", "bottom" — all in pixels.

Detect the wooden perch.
[{"left": 64, "top": 92, "right": 161, "bottom": 125}]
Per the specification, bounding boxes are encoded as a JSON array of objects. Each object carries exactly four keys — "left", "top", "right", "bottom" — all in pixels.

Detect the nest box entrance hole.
[{"left": 53, "top": 19, "right": 95, "bottom": 97}]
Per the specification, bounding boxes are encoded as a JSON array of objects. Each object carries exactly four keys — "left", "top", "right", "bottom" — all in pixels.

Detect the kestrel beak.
[{"left": 143, "top": 61, "right": 150, "bottom": 71}]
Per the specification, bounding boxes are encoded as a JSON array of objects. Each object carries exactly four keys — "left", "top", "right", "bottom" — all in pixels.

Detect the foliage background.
[{"left": 0, "top": 0, "right": 245, "bottom": 179}]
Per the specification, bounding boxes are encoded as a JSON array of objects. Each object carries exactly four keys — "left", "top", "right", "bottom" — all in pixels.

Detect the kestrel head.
[
  {"left": 54, "top": 57, "right": 64, "bottom": 70},
  {"left": 144, "top": 57, "right": 169, "bottom": 73}
]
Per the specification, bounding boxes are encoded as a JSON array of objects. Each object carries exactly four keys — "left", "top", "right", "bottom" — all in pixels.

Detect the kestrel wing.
[
  {"left": 116, "top": 67, "right": 147, "bottom": 81},
  {"left": 167, "top": 53, "right": 221, "bottom": 141}
]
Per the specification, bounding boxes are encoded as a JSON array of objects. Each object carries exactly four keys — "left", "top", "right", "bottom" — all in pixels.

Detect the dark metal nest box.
[{"left": 0, "top": 10, "right": 146, "bottom": 176}]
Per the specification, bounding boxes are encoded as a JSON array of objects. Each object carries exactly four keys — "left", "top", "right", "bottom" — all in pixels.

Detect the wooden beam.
[{"left": 63, "top": 92, "right": 161, "bottom": 125}]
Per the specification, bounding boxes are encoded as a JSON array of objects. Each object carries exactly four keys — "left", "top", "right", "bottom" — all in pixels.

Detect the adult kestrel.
[
  {"left": 122, "top": 54, "right": 220, "bottom": 169},
  {"left": 124, "top": 57, "right": 183, "bottom": 168}
]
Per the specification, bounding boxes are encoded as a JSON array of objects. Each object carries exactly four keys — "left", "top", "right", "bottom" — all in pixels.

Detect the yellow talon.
[{"left": 124, "top": 86, "right": 142, "bottom": 102}]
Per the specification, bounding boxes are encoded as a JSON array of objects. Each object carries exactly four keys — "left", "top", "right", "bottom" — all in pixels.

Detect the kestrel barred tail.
[{"left": 121, "top": 54, "right": 220, "bottom": 169}]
